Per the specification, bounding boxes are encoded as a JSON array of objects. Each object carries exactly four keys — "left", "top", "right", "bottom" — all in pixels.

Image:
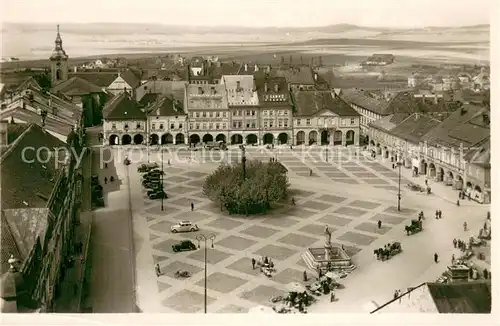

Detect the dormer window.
[{"left": 124, "top": 123, "right": 129, "bottom": 129}]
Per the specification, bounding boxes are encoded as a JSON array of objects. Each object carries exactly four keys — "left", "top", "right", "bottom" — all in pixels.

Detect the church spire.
[{"left": 50, "top": 24, "right": 68, "bottom": 60}]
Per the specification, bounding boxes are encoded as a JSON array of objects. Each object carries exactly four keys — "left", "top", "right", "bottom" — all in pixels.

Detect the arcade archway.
[
  {"left": 109, "top": 134, "right": 119, "bottom": 145},
  {"left": 320, "top": 130, "right": 329, "bottom": 145},
  {"left": 263, "top": 133, "right": 274, "bottom": 145},
  {"left": 246, "top": 134, "right": 258, "bottom": 145},
  {"left": 345, "top": 130, "right": 355, "bottom": 146},
  {"left": 190, "top": 134, "right": 201, "bottom": 145},
  {"left": 278, "top": 133, "right": 288, "bottom": 145},
  {"left": 161, "top": 133, "right": 173, "bottom": 144},
  {"left": 309, "top": 130, "right": 318, "bottom": 145},
  {"left": 122, "top": 134, "right": 132, "bottom": 145},
  {"left": 333, "top": 130, "right": 342, "bottom": 146},
  {"left": 215, "top": 134, "right": 226, "bottom": 143},
  {"left": 150, "top": 133, "right": 159, "bottom": 145},
  {"left": 202, "top": 134, "right": 213, "bottom": 143},
  {"left": 133, "top": 134, "right": 144, "bottom": 145},
  {"left": 231, "top": 134, "right": 243, "bottom": 144},
  {"left": 296, "top": 131, "right": 305, "bottom": 145}
]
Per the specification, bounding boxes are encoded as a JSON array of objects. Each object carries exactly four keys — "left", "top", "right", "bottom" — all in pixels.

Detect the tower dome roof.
[{"left": 50, "top": 24, "right": 68, "bottom": 61}]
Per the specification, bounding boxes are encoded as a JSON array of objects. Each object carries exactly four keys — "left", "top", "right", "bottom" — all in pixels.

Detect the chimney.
[
  {"left": 254, "top": 64, "right": 259, "bottom": 72},
  {"left": 244, "top": 64, "right": 248, "bottom": 72},
  {"left": 274, "top": 84, "right": 279, "bottom": 92},
  {"left": 264, "top": 83, "right": 268, "bottom": 92}
]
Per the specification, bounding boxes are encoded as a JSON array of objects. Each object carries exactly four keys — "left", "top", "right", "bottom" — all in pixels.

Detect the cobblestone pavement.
[{"left": 105, "top": 146, "right": 488, "bottom": 313}]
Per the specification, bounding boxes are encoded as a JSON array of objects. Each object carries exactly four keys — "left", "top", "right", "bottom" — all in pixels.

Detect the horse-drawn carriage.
[
  {"left": 374, "top": 242, "right": 402, "bottom": 261},
  {"left": 406, "top": 182, "right": 425, "bottom": 192},
  {"left": 405, "top": 219, "right": 423, "bottom": 235}
]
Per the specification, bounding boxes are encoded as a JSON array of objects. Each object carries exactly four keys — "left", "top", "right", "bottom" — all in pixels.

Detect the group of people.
[
  {"left": 435, "top": 210, "right": 443, "bottom": 219},
  {"left": 103, "top": 163, "right": 115, "bottom": 184},
  {"left": 251, "top": 256, "right": 275, "bottom": 270},
  {"left": 453, "top": 238, "right": 470, "bottom": 252}
]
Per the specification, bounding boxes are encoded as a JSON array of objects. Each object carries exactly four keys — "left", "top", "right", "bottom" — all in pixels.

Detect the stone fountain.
[{"left": 301, "top": 225, "right": 356, "bottom": 272}]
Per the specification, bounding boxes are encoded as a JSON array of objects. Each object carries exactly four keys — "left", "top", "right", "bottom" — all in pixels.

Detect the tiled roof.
[
  {"left": 276, "top": 68, "right": 315, "bottom": 85},
  {"left": 340, "top": 88, "right": 389, "bottom": 115},
  {"left": 384, "top": 91, "right": 454, "bottom": 115},
  {"left": 421, "top": 104, "right": 489, "bottom": 148},
  {"left": 103, "top": 92, "right": 146, "bottom": 121},
  {"left": 146, "top": 95, "right": 184, "bottom": 117},
  {"left": 119, "top": 70, "right": 141, "bottom": 89},
  {"left": 369, "top": 113, "right": 407, "bottom": 132},
  {"left": 254, "top": 76, "right": 291, "bottom": 107},
  {"left": 0, "top": 109, "right": 75, "bottom": 139},
  {"left": 135, "top": 80, "right": 187, "bottom": 103},
  {"left": 69, "top": 72, "right": 118, "bottom": 88},
  {"left": 293, "top": 91, "right": 360, "bottom": 117},
  {"left": 1, "top": 211, "right": 22, "bottom": 274},
  {"left": 463, "top": 137, "right": 490, "bottom": 167},
  {"left": 389, "top": 113, "right": 441, "bottom": 144},
  {"left": 0, "top": 123, "right": 65, "bottom": 210},
  {"left": 15, "top": 77, "right": 41, "bottom": 93},
  {"left": 222, "top": 75, "right": 258, "bottom": 106},
  {"left": 50, "top": 77, "right": 103, "bottom": 95},
  {"left": 2, "top": 208, "right": 50, "bottom": 263},
  {"left": 186, "top": 84, "right": 228, "bottom": 110},
  {"left": 139, "top": 93, "right": 159, "bottom": 107},
  {"left": 427, "top": 281, "right": 491, "bottom": 313}
]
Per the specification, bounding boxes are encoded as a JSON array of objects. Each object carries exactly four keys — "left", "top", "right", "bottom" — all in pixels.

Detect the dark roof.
[
  {"left": 340, "top": 88, "right": 389, "bottom": 115},
  {"left": 427, "top": 281, "right": 491, "bottom": 313},
  {"left": 6, "top": 123, "right": 30, "bottom": 145},
  {"left": 384, "top": 91, "right": 455, "bottom": 115},
  {"left": 69, "top": 72, "right": 118, "bottom": 88},
  {"left": 369, "top": 113, "right": 410, "bottom": 132},
  {"left": 0, "top": 123, "right": 65, "bottom": 210},
  {"left": 15, "top": 77, "right": 41, "bottom": 93},
  {"left": 147, "top": 95, "right": 184, "bottom": 117},
  {"left": 276, "top": 68, "right": 315, "bottom": 85},
  {"left": 293, "top": 91, "right": 360, "bottom": 117},
  {"left": 0, "top": 109, "right": 75, "bottom": 138},
  {"left": 463, "top": 137, "right": 490, "bottom": 167},
  {"left": 139, "top": 93, "right": 159, "bottom": 107},
  {"left": 1, "top": 211, "right": 22, "bottom": 274},
  {"left": 254, "top": 76, "right": 292, "bottom": 107},
  {"left": 421, "top": 104, "right": 489, "bottom": 148},
  {"left": 389, "top": 113, "right": 441, "bottom": 144},
  {"left": 103, "top": 92, "right": 146, "bottom": 121},
  {"left": 119, "top": 70, "right": 141, "bottom": 89},
  {"left": 50, "top": 76, "right": 104, "bottom": 95}
]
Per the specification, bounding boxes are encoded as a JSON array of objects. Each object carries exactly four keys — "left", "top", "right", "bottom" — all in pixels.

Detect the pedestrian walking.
[
  {"left": 309, "top": 169, "right": 313, "bottom": 176},
  {"left": 191, "top": 202, "right": 194, "bottom": 211},
  {"left": 264, "top": 256, "right": 269, "bottom": 265},
  {"left": 425, "top": 179, "right": 428, "bottom": 186},
  {"left": 303, "top": 270, "right": 308, "bottom": 282},
  {"left": 394, "top": 290, "right": 399, "bottom": 300},
  {"left": 453, "top": 238, "right": 457, "bottom": 248},
  {"left": 463, "top": 221, "right": 468, "bottom": 231},
  {"left": 456, "top": 200, "right": 460, "bottom": 206},
  {"left": 438, "top": 210, "right": 442, "bottom": 218},
  {"left": 251, "top": 258, "right": 256, "bottom": 270},
  {"left": 434, "top": 253, "right": 439, "bottom": 263},
  {"left": 483, "top": 268, "right": 489, "bottom": 279},
  {"left": 330, "top": 292, "right": 335, "bottom": 302},
  {"left": 155, "top": 264, "right": 161, "bottom": 277},
  {"left": 435, "top": 210, "right": 439, "bottom": 219},
  {"left": 291, "top": 197, "right": 296, "bottom": 206},
  {"left": 378, "top": 220, "right": 382, "bottom": 229},
  {"left": 167, "top": 159, "right": 171, "bottom": 165},
  {"left": 104, "top": 177, "right": 108, "bottom": 184}
]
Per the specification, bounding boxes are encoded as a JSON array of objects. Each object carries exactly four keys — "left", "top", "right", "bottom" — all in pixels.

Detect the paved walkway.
[
  {"left": 110, "top": 145, "right": 490, "bottom": 314},
  {"left": 89, "top": 148, "right": 136, "bottom": 312}
]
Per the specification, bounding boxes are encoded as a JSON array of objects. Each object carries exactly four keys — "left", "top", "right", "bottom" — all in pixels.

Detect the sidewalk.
[{"left": 360, "top": 150, "right": 483, "bottom": 207}]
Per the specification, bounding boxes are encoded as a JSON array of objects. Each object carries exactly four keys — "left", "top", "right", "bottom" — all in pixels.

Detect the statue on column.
[{"left": 324, "top": 225, "right": 332, "bottom": 248}]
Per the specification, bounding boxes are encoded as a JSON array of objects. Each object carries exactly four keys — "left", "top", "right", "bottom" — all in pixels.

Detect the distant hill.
[{"left": 1, "top": 22, "right": 489, "bottom": 60}]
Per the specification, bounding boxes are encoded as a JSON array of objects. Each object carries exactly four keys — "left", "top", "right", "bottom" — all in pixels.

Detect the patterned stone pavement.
[{"left": 130, "top": 149, "right": 422, "bottom": 313}]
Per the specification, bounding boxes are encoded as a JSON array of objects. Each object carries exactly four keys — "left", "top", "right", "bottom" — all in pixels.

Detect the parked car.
[
  {"left": 205, "top": 141, "right": 227, "bottom": 151},
  {"left": 148, "top": 191, "right": 168, "bottom": 200},
  {"left": 137, "top": 163, "right": 159, "bottom": 173},
  {"left": 172, "top": 240, "right": 197, "bottom": 252},
  {"left": 147, "top": 187, "right": 163, "bottom": 196},
  {"left": 143, "top": 175, "right": 160, "bottom": 182},
  {"left": 142, "top": 179, "right": 161, "bottom": 187},
  {"left": 171, "top": 221, "right": 199, "bottom": 233},
  {"left": 146, "top": 168, "right": 164, "bottom": 176}
]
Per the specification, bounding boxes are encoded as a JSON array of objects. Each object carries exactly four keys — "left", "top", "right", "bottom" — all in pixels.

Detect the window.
[
  {"left": 284, "top": 120, "right": 288, "bottom": 128},
  {"left": 216, "top": 123, "right": 220, "bottom": 129},
  {"left": 247, "top": 110, "right": 251, "bottom": 116},
  {"left": 297, "top": 119, "right": 301, "bottom": 126},
  {"left": 223, "top": 112, "right": 227, "bottom": 118},
  {"left": 209, "top": 112, "right": 213, "bottom": 118},
  {"left": 195, "top": 124, "right": 200, "bottom": 130},
  {"left": 269, "top": 121, "right": 274, "bottom": 128},
  {"left": 264, "top": 121, "right": 268, "bottom": 128},
  {"left": 202, "top": 112, "right": 206, "bottom": 117},
  {"left": 189, "top": 123, "right": 193, "bottom": 129},
  {"left": 350, "top": 118, "right": 355, "bottom": 125},
  {"left": 151, "top": 123, "right": 156, "bottom": 130},
  {"left": 216, "top": 112, "right": 220, "bottom": 117},
  {"left": 252, "top": 110, "right": 256, "bottom": 116},
  {"left": 203, "top": 123, "right": 207, "bottom": 129},
  {"left": 159, "top": 124, "right": 164, "bottom": 130},
  {"left": 222, "top": 123, "right": 226, "bottom": 129},
  {"left": 246, "top": 123, "right": 250, "bottom": 128},
  {"left": 179, "top": 123, "right": 183, "bottom": 129},
  {"left": 196, "top": 112, "right": 200, "bottom": 118},
  {"left": 111, "top": 123, "right": 116, "bottom": 129},
  {"left": 170, "top": 123, "right": 175, "bottom": 129},
  {"left": 232, "top": 121, "right": 237, "bottom": 128},
  {"left": 238, "top": 121, "right": 242, "bottom": 128},
  {"left": 278, "top": 120, "right": 283, "bottom": 128},
  {"left": 124, "top": 123, "right": 129, "bottom": 129},
  {"left": 190, "top": 112, "right": 194, "bottom": 117},
  {"left": 269, "top": 110, "right": 273, "bottom": 116},
  {"left": 306, "top": 119, "right": 311, "bottom": 126}
]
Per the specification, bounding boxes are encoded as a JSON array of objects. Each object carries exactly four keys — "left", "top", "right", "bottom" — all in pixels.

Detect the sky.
[{"left": 0, "top": 0, "right": 493, "bottom": 28}]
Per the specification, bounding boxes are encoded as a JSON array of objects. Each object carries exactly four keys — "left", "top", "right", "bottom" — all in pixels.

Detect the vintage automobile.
[
  {"left": 137, "top": 163, "right": 159, "bottom": 173},
  {"left": 205, "top": 141, "right": 228, "bottom": 151},
  {"left": 172, "top": 240, "right": 197, "bottom": 252},
  {"left": 145, "top": 169, "right": 164, "bottom": 177},
  {"left": 147, "top": 187, "right": 163, "bottom": 196},
  {"left": 406, "top": 182, "right": 425, "bottom": 192},
  {"left": 142, "top": 179, "right": 161, "bottom": 188},
  {"left": 171, "top": 221, "right": 199, "bottom": 233},
  {"left": 143, "top": 174, "right": 161, "bottom": 182},
  {"left": 148, "top": 191, "right": 168, "bottom": 200}
]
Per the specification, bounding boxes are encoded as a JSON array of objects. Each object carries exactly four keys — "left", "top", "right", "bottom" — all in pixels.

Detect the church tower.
[{"left": 50, "top": 24, "right": 69, "bottom": 85}]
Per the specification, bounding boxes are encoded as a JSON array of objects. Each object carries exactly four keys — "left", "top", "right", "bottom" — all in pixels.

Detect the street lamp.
[
  {"left": 397, "top": 161, "right": 403, "bottom": 211},
  {"left": 196, "top": 234, "right": 216, "bottom": 314},
  {"left": 239, "top": 145, "right": 246, "bottom": 179},
  {"left": 161, "top": 147, "right": 164, "bottom": 211}
]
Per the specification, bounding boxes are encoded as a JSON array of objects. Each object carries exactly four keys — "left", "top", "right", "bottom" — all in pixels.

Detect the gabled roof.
[
  {"left": 103, "top": 92, "right": 146, "bottom": 121},
  {"left": 254, "top": 76, "right": 292, "bottom": 107},
  {"left": 0, "top": 123, "right": 66, "bottom": 210},
  {"left": 50, "top": 76, "right": 104, "bottom": 96},
  {"left": 369, "top": 112, "right": 410, "bottom": 132},
  {"left": 1, "top": 208, "right": 50, "bottom": 265},
  {"left": 293, "top": 91, "right": 360, "bottom": 117},
  {"left": 15, "top": 77, "right": 41, "bottom": 93},
  {"left": 420, "top": 104, "right": 489, "bottom": 148},
  {"left": 340, "top": 88, "right": 389, "bottom": 115},
  {"left": 0, "top": 109, "right": 75, "bottom": 139},
  {"left": 119, "top": 70, "right": 141, "bottom": 89},
  {"left": 139, "top": 93, "right": 159, "bottom": 107},
  {"left": 384, "top": 91, "right": 453, "bottom": 115},
  {"left": 69, "top": 72, "right": 118, "bottom": 88},
  {"left": 389, "top": 113, "right": 441, "bottom": 144},
  {"left": 185, "top": 84, "right": 228, "bottom": 110},
  {"left": 146, "top": 95, "right": 184, "bottom": 117}
]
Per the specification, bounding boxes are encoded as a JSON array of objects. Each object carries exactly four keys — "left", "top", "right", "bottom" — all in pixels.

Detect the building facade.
[
  {"left": 146, "top": 95, "right": 187, "bottom": 145},
  {"left": 184, "top": 84, "right": 230, "bottom": 145},
  {"left": 292, "top": 91, "right": 360, "bottom": 146}
]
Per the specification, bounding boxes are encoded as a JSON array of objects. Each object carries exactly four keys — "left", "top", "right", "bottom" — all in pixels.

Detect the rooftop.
[
  {"left": 293, "top": 91, "right": 359, "bottom": 117},
  {"left": 103, "top": 92, "right": 146, "bottom": 121},
  {"left": 146, "top": 95, "right": 184, "bottom": 117},
  {"left": 276, "top": 68, "right": 315, "bottom": 85},
  {"left": 389, "top": 113, "right": 441, "bottom": 144},
  {"left": 340, "top": 88, "right": 389, "bottom": 115},
  {"left": 254, "top": 76, "right": 291, "bottom": 107},
  {"left": 50, "top": 76, "right": 104, "bottom": 96}
]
